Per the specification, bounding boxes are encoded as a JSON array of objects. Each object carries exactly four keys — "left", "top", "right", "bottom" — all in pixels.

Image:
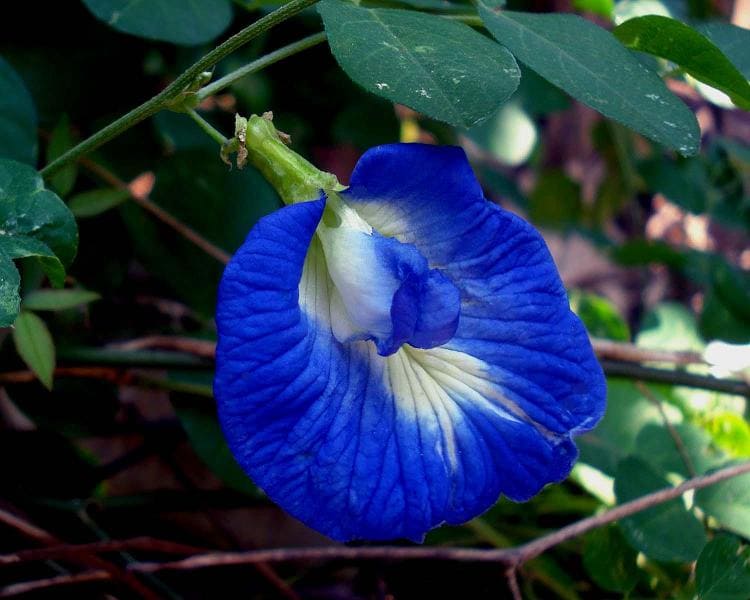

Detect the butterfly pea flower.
[{"left": 215, "top": 115, "right": 606, "bottom": 542}]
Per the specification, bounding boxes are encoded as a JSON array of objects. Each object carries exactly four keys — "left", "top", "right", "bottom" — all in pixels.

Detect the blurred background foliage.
[{"left": 1, "top": 0, "right": 750, "bottom": 598}]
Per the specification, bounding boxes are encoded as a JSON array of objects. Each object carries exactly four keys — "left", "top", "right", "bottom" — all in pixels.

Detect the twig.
[
  {"left": 591, "top": 338, "right": 704, "bottom": 366},
  {"left": 505, "top": 567, "right": 522, "bottom": 600},
  {"left": 154, "top": 439, "right": 301, "bottom": 600},
  {"left": 0, "top": 367, "right": 126, "bottom": 385},
  {"left": 601, "top": 360, "right": 750, "bottom": 397},
  {"left": 0, "top": 506, "right": 161, "bottom": 600},
  {"left": 0, "top": 570, "right": 110, "bottom": 598},
  {"left": 129, "top": 461, "right": 750, "bottom": 573},
  {"left": 80, "top": 157, "right": 231, "bottom": 264},
  {"left": 111, "top": 336, "right": 217, "bottom": 359},
  {"left": 0, "top": 508, "right": 56, "bottom": 545},
  {"left": 0, "top": 538, "right": 207, "bottom": 566},
  {"left": 635, "top": 381, "right": 697, "bottom": 477},
  {"left": 197, "top": 32, "right": 328, "bottom": 100}
]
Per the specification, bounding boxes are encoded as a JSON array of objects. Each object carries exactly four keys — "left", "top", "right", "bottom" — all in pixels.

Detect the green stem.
[
  {"left": 186, "top": 110, "right": 228, "bottom": 146},
  {"left": 57, "top": 347, "right": 211, "bottom": 369},
  {"left": 197, "top": 32, "right": 328, "bottom": 101},
  {"left": 40, "top": 0, "right": 320, "bottom": 178}
]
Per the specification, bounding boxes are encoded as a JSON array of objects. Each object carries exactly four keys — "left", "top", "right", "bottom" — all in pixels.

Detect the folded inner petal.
[{"left": 318, "top": 200, "right": 460, "bottom": 356}]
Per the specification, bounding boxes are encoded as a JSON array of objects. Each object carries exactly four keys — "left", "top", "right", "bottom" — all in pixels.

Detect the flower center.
[{"left": 317, "top": 194, "right": 460, "bottom": 356}]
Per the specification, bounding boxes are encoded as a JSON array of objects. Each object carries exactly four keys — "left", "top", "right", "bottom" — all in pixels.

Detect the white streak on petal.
[
  {"left": 319, "top": 227, "right": 398, "bottom": 344},
  {"left": 386, "top": 348, "right": 460, "bottom": 471},
  {"left": 299, "top": 237, "right": 332, "bottom": 328}
]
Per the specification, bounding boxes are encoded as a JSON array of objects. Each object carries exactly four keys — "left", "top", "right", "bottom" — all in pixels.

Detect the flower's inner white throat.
[{"left": 306, "top": 193, "right": 461, "bottom": 357}]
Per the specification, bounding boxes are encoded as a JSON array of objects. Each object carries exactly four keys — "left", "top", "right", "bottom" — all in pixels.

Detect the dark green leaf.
[
  {"left": 120, "top": 151, "right": 279, "bottom": 316},
  {"left": 318, "top": 1, "right": 520, "bottom": 128},
  {"left": 614, "top": 16, "right": 750, "bottom": 109},
  {"left": 578, "top": 379, "right": 664, "bottom": 477},
  {"left": 0, "top": 56, "right": 37, "bottom": 165},
  {"left": 695, "top": 22, "right": 750, "bottom": 80},
  {"left": 695, "top": 466, "right": 750, "bottom": 539},
  {"left": 69, "top": 188, "right": 130, "bottom": 218},
  {"left": 696, "top": 534, "right": 750, "bottom": 600},
  {"left": 529, "top": 170, "right": 581, "bottom": 226},
  {"left": 0, "top": 159, "right": 78, "bottom": 326},
  {"left": 476, "top": 3, "right": 700, "bottom": 155},
  {"left": 169, "top": 374, "right": 261, "bottom": 497},
  {"left": 0, "top": 246, "right": 20, "bottom": 327},
  {"left": 46, "top": 114, "right": 78, "bottom": 197},
  {"left": 153, "top": 112, "right": 217, "bottom": 153},
  {"left": 23, "top": 289, "right": 100, "bottom": 311},
  {"left": 615, "top": 456, "right": 707, "bottom": 562},
  {"left": 634, "top": 422, "right": 725, "bottom": 478},
  {"left": 568, "top": 290, "right": 630, "bottom": 341},
  {"left": 611, "top": 239, "right": 688, "bottom": 268},
  {"left": 700, "top": 261, "right": 750, "bottom": 343},
  {"left": 81, "top": 0, "right": 233, "bottom": 46},
  {"left": 12, "top": 311, "right": 55, "bottom": 390},
  {"left": 514, "top": 65, "right": 571, "bottom": 116},
  {"left": 583, "top": 525, "right": 639, "bottom": 593},
  {"left": 636, "top": 302, "right": 704, "bottom": 351}
]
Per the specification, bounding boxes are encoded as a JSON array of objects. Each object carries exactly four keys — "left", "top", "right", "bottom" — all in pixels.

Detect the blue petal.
[
  {"left": 343, "top": 144, "right": 606, "bottom": 436},
  {"left": 216, "top": 145, "right": 605, "bottom": 542}
]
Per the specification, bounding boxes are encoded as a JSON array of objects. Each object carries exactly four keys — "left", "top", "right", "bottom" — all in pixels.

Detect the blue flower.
[{"left": 214, "top": 139, "right": 606, "bottom": 542}]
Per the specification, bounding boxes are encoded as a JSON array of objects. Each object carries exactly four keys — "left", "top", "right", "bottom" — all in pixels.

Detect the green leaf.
[
  {"left": 634, "top": 422, "right": 726, "bottom": 478},
  {"left": 529, "top": 170, "right": 582, "bottom": 227},
  {"left": 636, "top": 302, "right": 704, "bottom": 352},
  {"left": 476, "top": 3, "right": 700, "bottom": 155},
  {"left": 574, "top": 0, "right": 614, "bottom": 18},
  {"left": 81, "top": 0, "right": 233, "bottom": 46},
  {"left": 700, "top": 261, "right": 750, "bottom": 344},
  {"left": 700, "top": 413, "right": 750, "bottom": 458},
  {"left": 568, "top": 290, "right": 630, "bottom": 341},
  {"left": 615, "top": 456, "right": 707, "bottom": 562},
  {"left": 578, "top": 379, "right": 664, "bottom": 477},
  {"left": 614, "top": 16, "right": 750, "bottom": 110},
  {"left": 318, "top": 1, "right": 520, "bottom": 128},
  {"left": 168, "top": 374, "right": 261, "bottom": 497},
  {"left": 46, "top": 115, "right": 78, "bottom": 197},
  {"left": 23, "top": 289, "right": 100, "bottom": 311},
  {"left": 583, "top": 525, "right": 639, "bottom": 593},
  {"left": 69, "top": 188, "right": 130, "bottom": 218},
  {"left": 12, "top": 311, "right": 56, "bottom": 390},
  {"left": 0, "top": 56, "right": 37, "bottom": 165},
  {"left": 695, "top": 22, "right": 750, "bottom": 80},
  {"left": 515, "top": 66, "right": 571, "bottom": 116},
  {"left": 0, "top": 246, "right": 21, "bottom": 327},
  {"left": 0, "top": 159, "right": 78, "bottom": 326},
  {"left": 695, "top": 466, "right": 750, "bottom": 539},
  {"left": 695, "top": 534, "right": 750, "bottom": 600},
  {"left": 120, "top": 150, "right": 279, "bottom": 316}
]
